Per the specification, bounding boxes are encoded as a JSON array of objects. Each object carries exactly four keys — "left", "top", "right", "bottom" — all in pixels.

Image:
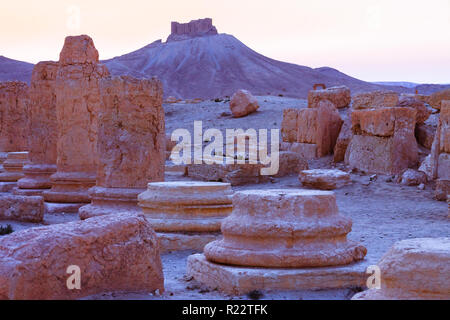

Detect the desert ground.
[{"left": 2, "top": 96, "right": 448, "bottom": 300}]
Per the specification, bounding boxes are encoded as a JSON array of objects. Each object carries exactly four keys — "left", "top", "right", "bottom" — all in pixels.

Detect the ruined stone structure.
[
  {"left": 351, "top": 90, "right": 399, "bottom": 110},
  {"left": 345, "top": 107, "right": 418, "bottom": 174},
  {"left": 43, "top": 35, "right": 110, "bottom": 209},
  {"left": 188, "top": 189, "right": 368, "bottom": 294},
  {"left": 429, "top": 88, "right": 450, "bottom": 110},
  {"left": 79, "top": 75, "right": 165, "bottom": 220},
  {"left": 299, "top": 169, "right": 351, "bottom": 190},
  {"left": 229, "top": 89, "right": 259, "bottom": 118},
  {"left": 0, "top": 213, "right": 164, "bottom": 300},
  {"left": 167, "top": 18, "right": 218, "bottom": 42},
  {"left": 138, "top": 181, "right": 233, "bottom": 252},
  {"left": 0, "top": 152, "right": 29, "bottom": 183},
  {"left": 15, "top": 61, "right": 58, "bottom": 196},
  {"left": 0, "top": 81, "right": 30, "bottom": 153},
  {"left": 281, "top": 100, "right": 343, "bottom": 158},
  {"left": 0, "top": 194, "right": 44, "bottom": 223},
  {"left": 308, "top": 85, "right": 351, "bottom": 109},
  {"left": 353, "top": 238, "right": 450, "bottom": 300}
]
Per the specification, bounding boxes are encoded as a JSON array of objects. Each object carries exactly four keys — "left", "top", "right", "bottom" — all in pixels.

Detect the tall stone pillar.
[
  {"left": 15, "top": 61, "right": 58, "bottom": 196},
  {"left": 43, "top": 35, "right": 110, "bottom": 211},
  {"left": 79, "top": 75, "right": 165, "bottom": 220},
  {"left": 0, "top": 81, "right": 30, "bottom": 186}
]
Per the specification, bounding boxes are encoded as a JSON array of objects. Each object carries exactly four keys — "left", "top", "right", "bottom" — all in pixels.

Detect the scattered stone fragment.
[
  {"left": 0, "top": 194, "right": 44, "bottom": 223},
  {"left": 229, "top": 89, "right": 259, "bottom": 118},
  {"left": 351, "top": 90, "right": 399, "bottom": 110},
  {"left": 400, "top": 169, "right": 427, "bottom": 186},
  {"left": 299, "top": 169, "right": 351, "bottom": 190},
  {"left": 307, "top": 85, "right": 351, "bottom": 109}
]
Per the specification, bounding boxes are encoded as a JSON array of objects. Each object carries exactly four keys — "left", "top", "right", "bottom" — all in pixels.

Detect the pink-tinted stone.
[
  {"left": 397, "top": 96, "right": 431, "bottom": 125},
  {"left": 229, "top": 89, "right": 259, "bottom": 118},
  {"left": 333, "top": 117, "right": 352, "bottom": 162},
  {"left": 429, "top": 88, "right": 450, "bottom": 110},
  {"left": 44, "top": 35, "right": 110, "bottom": 204},
  {"left": 0, "top": 194, "right": 44, "bottom": 222},
  {"left": 79, "top": 76, "right": 165, "bottom": 220},
  {"left": 308, "top": 85, "right": 351, "bottom": 109},
  {"left": 0, "top": 213, "right": 163, "bottom": 300},
  {"left": 352, "top": 90, "right": 399, "bottom": 110},
  {"left": 0, "top": 81, "right": 30, "bottom": 152},
  {"left": 299, "top": 169, "right": 351, "bottom": 190}
]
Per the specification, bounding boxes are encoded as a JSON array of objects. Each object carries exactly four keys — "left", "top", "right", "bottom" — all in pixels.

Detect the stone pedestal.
[
  {"left": 0, "top": 152, "right": 29, "bottom": 182},
  {"left": 16, "top": 61, "right": 58, "bottom": 196},
  {"left": 0, "top": 152, "right": 7, "bottom": 173},
  {"left": 188, "top": 189, "right": 367, "bottom": 293},
  {"left": 43, "top": 35, "right": 109, "bottom": 207},
  {"left": 79, "top": 75, "right": 165, "bottom": 220},
  {"left": 138, "top": 181, "right": 233, "bottom": 251},
  {"left": 353, "top": 238, "right": 450, "bottom": 300}
]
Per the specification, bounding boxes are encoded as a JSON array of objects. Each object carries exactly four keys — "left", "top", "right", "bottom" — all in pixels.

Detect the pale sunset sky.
[{"left": 1, "top": 0, "right": 449, "bottom": 83}]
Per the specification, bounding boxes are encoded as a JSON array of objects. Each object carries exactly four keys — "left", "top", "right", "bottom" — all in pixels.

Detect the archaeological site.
[{"left": 0, "top": 1, "right": 449, "bottom": 309}]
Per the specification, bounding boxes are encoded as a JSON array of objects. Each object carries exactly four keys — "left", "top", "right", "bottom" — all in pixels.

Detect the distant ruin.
[{"left": 167, "top": 18, "right": 218, "bottom": 42}]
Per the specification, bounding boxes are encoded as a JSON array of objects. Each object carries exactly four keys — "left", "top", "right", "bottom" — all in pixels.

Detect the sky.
[{"left": 1, "top": 0, "right": 450, "bottom": 83}]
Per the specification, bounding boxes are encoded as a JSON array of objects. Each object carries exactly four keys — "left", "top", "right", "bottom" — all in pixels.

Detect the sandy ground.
[{"left": 1, "top": 96, "right": 448, "bottom": 300}]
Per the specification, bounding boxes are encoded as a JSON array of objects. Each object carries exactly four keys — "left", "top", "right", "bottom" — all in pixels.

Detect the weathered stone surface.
[
  {"left": 415, "top": 124, "right": 436, "bottom": 149},
  {"left": 0, "top": 152, "right": 29, "bottom": 182},
  {"left": 17, "top": 61, "right": 58, "bottom": 190},
  {"left": 435, "top": 179, "right": 450, "bottom": 201},
  {"left": 333, "top": 117, "right": 352, "bottom": 162},
  {"left": 429, "top": 88, "right": 450, "bottom": 110},
  {"left": 299, "top": 169, "right": 351, "bottom": 190},
  {"left": 346, "top": 107, "right": 418, "bottom": 174},
  {"left": 308, "top": 85, "right": 351, "bottom": 109},
  {"left": 138, "top": 181, "right": 232, "bottom": 233},
  {"left": 166, "top": 134, "right": 177, "bottom": 160},
  {"left": 167, "top": 18, "right": 218, "bottom": 42},
  {"left": 287, "top": 142, "right": 318, "bottom": 160},
  {"left": 281, "top": 108, "right": 299, "bottom": 143},
  {"left": 440, "top": 101, "right": 450, "bottom": 153},
  {"left": 44, "top": 35, "right": 110, "bottom": 204},
  {"left": 0, "top": 213, "right": 163, "bottom": 300},
  {"left": 79, "top": 75, "right": 165, "bottom": 220},
  {"left": 275, "top": 151, "right": 308, "bottom": 177},
  {"left": 204, "top": 189, "right": 366, "bottom": 268},
  {"left": 437, "top": 153, "right": 450, "bottom": 180},
  {"left": 229, "top": 89, "right": 259, "bottom": 118},
  {"left": 0, "top": 194, "right": 44, "bottom": 222},
  {"left": 352, "top": 90, "right": 399, "bottom": 110},
  {"left": 397, "top": 96, "right": 431, "bottom": 125},
  {"left": 353, "top": 238, "right": 450, "bottom": 300},
  {"left": 400, "top": 169, "right": 427, "bottom": 186},
  {"left": 187, "top": 253, "right": 370, "bottom": 295},
  {"left": 0, "top": 81, "right": 30, "bottom": 152},
  {"left": 297, "top": 100, "right": 343, "bottom": 157},
  {"left": 187, "top": 161, "right": 268, "bottom": 185}
]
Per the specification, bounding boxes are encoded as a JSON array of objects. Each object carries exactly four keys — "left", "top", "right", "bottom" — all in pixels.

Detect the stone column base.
[
  {"left": 17, "top": 164, "right": 57, "bottom": 189},
  {"left": 44, "top": 202, "right": 85, "bottom": 214},
  {"left": 0, "top": 152, "right": 28, "bottom": 182},
  {"left": 43, "top": 172, "right": 95, "bottom": 203},
  {"left": 156, "top": 232, "right": 221, "bottom": 254},
  {"left": 187, "top": 254, "right": 371, "bottom": 295},
  {"left": 0, "top": 182, "right": 17, "bottom": 193},
  {"left": 78, "top": 186, "right": 144, "bottom": 220},
  {"left": 13, "top": 187, "right": 46, "bottom": 196}
]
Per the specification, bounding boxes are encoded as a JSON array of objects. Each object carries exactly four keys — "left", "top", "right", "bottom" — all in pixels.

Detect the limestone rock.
[
  {"left": 187, "top": 162, "right": 268, "bottom": 185},
  {"left": 275, "top": 151, "right": 309, "bottom": 177},
  {"left": 345, "top": 107, "right": 418, "bottom": 174},
  {"left": 352, "top": 90, "right": 399, "bottom": 110},
  {"left": 17, "top": 61, "right": 58, "bottom": 190},
  {"left": 299, "top": 169, "right": 351, "bottom": 190},
  {"left": 353, "top": 238, "right": 450, "bottom": 300},
  {"left": 307, "top": 85, "right": 351, "bottom": 109},
  {"left": 400, "top": 169, "right": 427, "bottom": 186},
  {"left": 0, "top": 81, "right": 30, "bottom": 152},
  {"left": 333, "top": 117, "right": 353, "bottom": 162},
  {"left": 297, "top": 100, "right": 343, "bottom": 157},
  {"left": 0, "top": 152, "right": 29, "bottom": 182},
  {"left": 435, "top": 179, "right": 450, "bottom": 201},
  {"left": 138, "top": 181, "right": 233, "bottom": 233},
  {"left": 44, "top": 35, "right": 110, "bottom": 204},
  {"left": 0, "top": 213, "right": 163, "bottom": 300},
  {"left": 229, "top": 89, "right": 259, "bottom": 118},
  {"left": 415, "top": 124, "right": 436, "bottom": 149},
  {"left": 281, "top": 108, "right": 300, "bottom": 143},
  {"left": 429, "top": 88, "right": 450, "bottom": 110},
  {"left": 204, "top": 189, "right": 366, "bottom": 268},
  {"left": 397, "top": 96, "right": 431, "bottom": 125},
  {"left": 0, "top": 194, "right": 44, "bottom": 223}
]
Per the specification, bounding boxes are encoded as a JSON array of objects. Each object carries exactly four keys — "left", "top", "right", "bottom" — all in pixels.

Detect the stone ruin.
[
  {"left": 15, "top": 61, "right": 58, "bottom": 196},
  {"left": 167, "top": 18, "right": 218, "bottom": 42},
  {"left": 79, "top": 75, "right": 165, "bottom": 220},
  {"left": 281, "top": 100, "right": 343, "bottom": 159},
  {"left": 138, "top": 181, "right": 233, "bottom": 252},
  {"left": 187, "top": 189, "right": 368, "bottom": 294},
  {"left": 307, "top": 85, "right": 351, "bottom": 109},
  {"left": 43, "top": 35, "right": 110, "bottom": 212},
  {"left": 353, "top": 238, "right": 450, "bottom": 300}
]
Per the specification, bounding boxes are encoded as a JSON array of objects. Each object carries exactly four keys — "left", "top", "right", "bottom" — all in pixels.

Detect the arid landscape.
[{"left": 0, "top": 4, "right": 449, "bottom": 304}]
